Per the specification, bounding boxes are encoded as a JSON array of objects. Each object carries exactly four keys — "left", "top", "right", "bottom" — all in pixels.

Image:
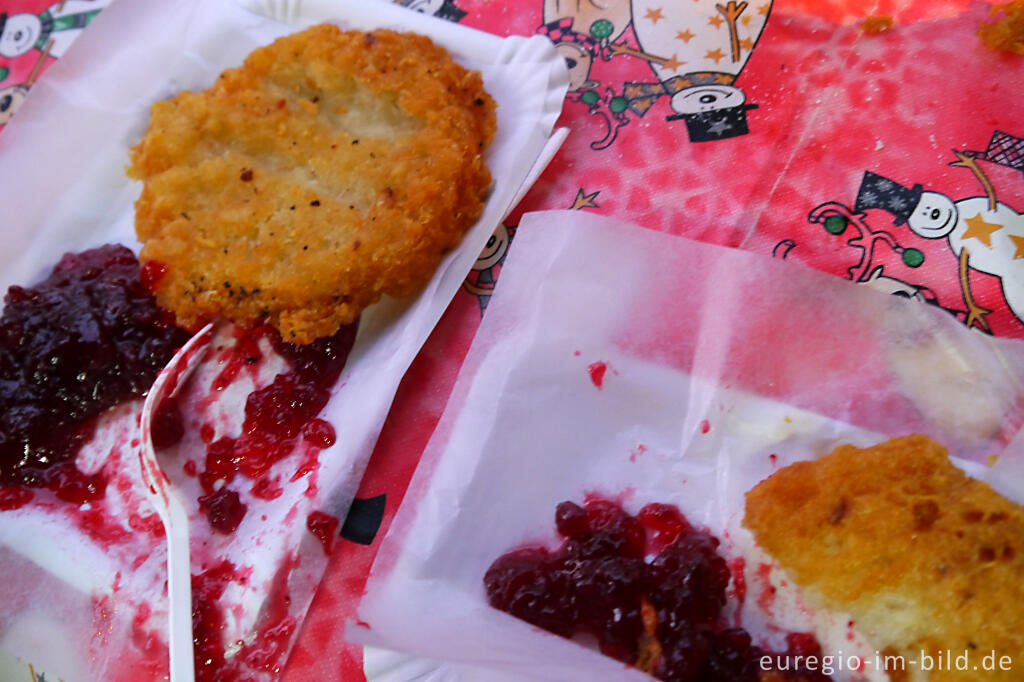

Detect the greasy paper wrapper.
[
  {"left": 0, "top": 0, "right": 567, "bottom": 679},
  {"left": 353, "top": 210, "right": 1024, "bottom": 682}
]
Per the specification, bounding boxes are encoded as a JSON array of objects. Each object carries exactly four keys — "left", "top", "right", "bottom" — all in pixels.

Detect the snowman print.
[
  {"left": 1, "top": 1, "right": 110, "bottom": 61},
  {"left": 852, "top": 131, "right": 1024, "bottom": 333},
  {"left": 0, "top": 83, "right": 28, "bottom": 126},
  {"left": 538, "top": 0, "right": 653, "bottom": 149},
  {"left": 624, "top": 0, "right": 772, "bottom": 142},
  {"left": 395, "top": 0, "right": 467, "bottom": 23},
  {"left": 538, "top": 0, "right": 635, "bottom": 95},
  {"left": 463, "top": 223, "right": 515, "bottom": 315},
  {"left": 0, "top": 44, "right": 56, "bottom": 128}
]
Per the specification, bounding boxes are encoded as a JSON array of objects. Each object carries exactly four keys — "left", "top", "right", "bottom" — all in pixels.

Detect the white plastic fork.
[{"left": 139, "top": 322, "right": 215, "bottom": 682}]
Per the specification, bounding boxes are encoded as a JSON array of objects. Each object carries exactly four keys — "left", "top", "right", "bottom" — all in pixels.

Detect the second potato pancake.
[{"left": 130, "top": 25, "right": 496, "bottom": 344}]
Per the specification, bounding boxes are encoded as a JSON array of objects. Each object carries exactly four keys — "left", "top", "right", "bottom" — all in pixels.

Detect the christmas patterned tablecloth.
[{"left": 1, "top": 0, "right": 1023, "bottom": 681}]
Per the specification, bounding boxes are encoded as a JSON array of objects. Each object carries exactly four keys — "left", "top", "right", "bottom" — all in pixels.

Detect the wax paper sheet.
[
  {"left": 0, "top": 0, "right": 568, "bottom": 680},
  {"left": 352, "top": 209, "right": 1024, "bottom": 681}
]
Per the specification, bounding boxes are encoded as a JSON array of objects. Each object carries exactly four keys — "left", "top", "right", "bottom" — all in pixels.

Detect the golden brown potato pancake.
[
  {"left": 129, "top": 25, "right": 495, "bottom": 343},
  {"left": 744, "top": 435, "right": 1024, "bottom": 681}
]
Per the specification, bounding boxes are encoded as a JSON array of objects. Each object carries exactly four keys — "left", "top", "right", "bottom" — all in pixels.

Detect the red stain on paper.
[
  {"left": 587, "top": 361, "right": 608, "bottom": 388},
  {"left": 252, "top": 476, "right": 284, "bottom": 501},
  {"left": 307, "top": 511, "right": 339, "bottom": 556},
  {"left": 700, "top": 419, "right": 711, "bottom": 434},
  {"left": 629, "top": 443, "right": 647, "bottom": 462},
  {"left": 757, "top": 562, "right": 777, "bottom": 616},
  {"left": 728, "top": 557, "right": 747, "bottom": 626},
  {"left": 728, "top": 557, "right": 747, "bottom": 605},
  {"left": 211, "top": 328, "right": 264, "bottom": 392}
]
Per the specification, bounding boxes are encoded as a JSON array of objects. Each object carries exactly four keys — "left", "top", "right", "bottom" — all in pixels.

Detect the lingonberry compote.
[
  {"left": 0, "top": 245, "right": 187, "bottom": 505},
  {"left": 485, "top": 498, "right": 833, "bottom": 681},
  {"left": 194, "top": 323, "right": 357, "bottom": 532}
]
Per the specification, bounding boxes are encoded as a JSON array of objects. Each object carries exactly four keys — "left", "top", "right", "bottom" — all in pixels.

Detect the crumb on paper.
[
  {"left": 979, "top": 1, "right": 1024, "bottom": 54},
  {"left": 860, "top": 15, "right": 893, "bottom": 34}
]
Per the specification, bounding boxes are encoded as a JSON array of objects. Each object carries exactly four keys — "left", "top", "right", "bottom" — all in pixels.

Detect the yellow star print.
[
  {"left": 758, "top": 2, "right": 771, "bottom": 14},
  {"left": 708, "top": 15, "right": 725, "bottom": 29},
  {"left": 1011, "top": 234, "right": 1024, "bottom": 260},
  {"left": 645, "top": 7, "right": 665, "bottom": 23},
  {"left": 571, "top": 188, "right": 600, "bottom": 210},
  {"left": 705, "top": 48, "right": 726, "bottom": 63},
  {"left": 739, "top": 37, "right": 755, "bottom": 51},
  {"left": 961, "top": 213, "right": 1003, "bottom": 247},
  {"left": 662, "top": 54, "right": 686, "bottom": 71},
  {"left": 676, "top": 29, "right": 695, "bottom": 42}
]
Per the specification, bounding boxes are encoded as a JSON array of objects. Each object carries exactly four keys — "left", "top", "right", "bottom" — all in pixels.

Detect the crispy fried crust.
[
  {"left": 744, "top": 435, "right": 1024, "bottom": 681},
  {"left": 979, "top": 2, "right": 1024, "bottom": 55},
  {"left": 129, "top": 25, "right": 496, "bottom": 343}
]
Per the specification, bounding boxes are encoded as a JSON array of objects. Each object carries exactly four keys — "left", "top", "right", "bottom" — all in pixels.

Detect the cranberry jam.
[
  {"left": 155, "top": 323, "right": 356, "bottom": 534},
  {"left": 485, "top": 499, "right": 832, "bottom": 682},
  {"left": 0, "top": 245, "right": 187, "bottom": 504}
]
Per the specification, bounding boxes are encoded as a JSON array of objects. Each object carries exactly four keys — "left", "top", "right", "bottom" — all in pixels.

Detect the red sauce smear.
[
  {"left": 757, "top": 562, "right": 777, "bottom": 615},
  {"left": 191, "top": 556, "right": 298, "bottom": 681},
  {"left": 210, "top": 327, "right": 264, "bottom": 392},
  {"left": 588, "top": 361, "right": 608, "bottom": 388},
  {"left": 306, "top": 511, "right": 339, "bottom": 556},
  {"left": 728, "top": 557, "right": 747, "bottom": 606},
  {"left": 251, "top": 476, "right": 284, "bottom": 501},
  {"left": 76, "top": 508, "right": 131, "bottom": 546},
  {"left": 167, "top": 323, "right": 356, "bottom": 533},
  {"left": 128, "top": 513, "right": 166, "bottom": 538}
]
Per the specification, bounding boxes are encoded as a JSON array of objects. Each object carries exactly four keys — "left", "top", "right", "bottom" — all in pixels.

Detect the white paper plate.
[{"left": 0, "top": 0, "right": 569, "bottom": 679}]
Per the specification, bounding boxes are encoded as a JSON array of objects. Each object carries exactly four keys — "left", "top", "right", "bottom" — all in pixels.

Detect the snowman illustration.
[
  {"left": 462, "top": 188, "right": 601, "bottom": 314},
  {"left": 0, "top": 47, "right": 52, "bottom": 128},
  {"left": 538, "top": 0, "right": 635, "bottom": 93},
  {"left": 0, "top": 67, "right": 29, "bottom": 127},
  {"left": 0, "top": 1, "right": 110, "bottom": 61},
  {"left": 396, "top": 0, "right": 466, "bottom": 22},
  {"left": 852, "top": 131, "right": 1024, "bottom": 332},
  {"left": 624, "top": 0, "right": 772, "bottom": 142},
  {"left": 0, "top": 82, "right": 28, "bottom": 126},
  {"left": 463, "top": 223, "right": 515, "bottom": 314}
]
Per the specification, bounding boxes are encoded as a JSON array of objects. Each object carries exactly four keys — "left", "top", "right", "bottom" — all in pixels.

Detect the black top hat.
[
  {"left": 667, "top": 103, "right": 758, "bottom": 143},
  {"left": 436, "top": 0, "right": 467, "bottom": 22},
  {"left": 962, "top": 130, "right": 1024, "bottom": 175},
  {"left": 854, "top": 171, "right": 923, "bottom": 225}
]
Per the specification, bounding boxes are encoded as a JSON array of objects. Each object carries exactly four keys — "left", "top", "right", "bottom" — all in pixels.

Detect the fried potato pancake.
[
  {"left": 129, "top": 25, "right": 496, "bottom": 343},
  {"left": 745, "top": 436, "right": 1024, "bottom": 681}
]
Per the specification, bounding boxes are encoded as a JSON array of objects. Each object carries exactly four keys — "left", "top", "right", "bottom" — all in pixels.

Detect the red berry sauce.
[
  {"left": 198, "top": 488, "right": 247, "bottom": 534},
  {"left": 306, "top": 510, "right": 339, "bottom": 556},
  {"left": 151, "top": 395, "right": 185, "bottom": 450},
  {"left": 192, "top": 560, "right": 244, "bottom": 682},
  {"left": 194, "top": 323, "right": 356, "bottom": 532},
  {"left": 587, "top": 361, "right": 608, "bottom": 388},
  {"left": 0, "top": 245, "right": 187, "bottom": 507},
  {"left": 484, "top": 499, "right": 833, "bottom": 681},
  {"left": 191, "top": 556, "right": 298, "bottom": 682}
]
